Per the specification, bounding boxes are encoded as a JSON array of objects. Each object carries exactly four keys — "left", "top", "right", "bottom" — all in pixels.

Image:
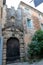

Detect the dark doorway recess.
[{"left": 6, "top": 37, "right": 20, "bottom": 64}]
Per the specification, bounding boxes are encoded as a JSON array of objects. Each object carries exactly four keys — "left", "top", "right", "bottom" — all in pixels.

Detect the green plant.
[{"left": 28, "top": 30, "right": 43, "bottom": 60}]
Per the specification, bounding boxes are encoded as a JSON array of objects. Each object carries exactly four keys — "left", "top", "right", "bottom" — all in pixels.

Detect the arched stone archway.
[{"left": 6, "top": 37, "right": 20, "bottom": 64}]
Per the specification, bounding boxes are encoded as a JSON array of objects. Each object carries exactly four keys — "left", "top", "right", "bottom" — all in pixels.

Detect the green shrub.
[{"left": 28, "top": 30, "right": 43, "bottom": 59}]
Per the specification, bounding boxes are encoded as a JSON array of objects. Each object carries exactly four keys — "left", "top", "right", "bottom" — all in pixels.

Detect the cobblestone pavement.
[{"left": 7, "top": 60, "right": 43, "bottom": 65}]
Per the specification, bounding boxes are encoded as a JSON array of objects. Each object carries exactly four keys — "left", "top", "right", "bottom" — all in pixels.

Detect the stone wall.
[
  {"left": 0, "top": 0, "right": 3, "bottom": 7},
  {"left": 2, "top": 5, "right": 7, "bottom": 28},
  {"left": 20, "top": 1, "right": 42, "bottom": 43},
  {"left": 2, "top": 1, "right": 43, "bottom": 65},
  {"left": 18, "top": 2, "right": 43, "bottom": 60},
  {"left": 0, "top": 0, "right": 3, "bottom": 21},
  {"left": 2, "top": 27, "right": 25, "bottom": 65},
  {"left": 0, "top": 0, "right": 3, "bottom": 36}
]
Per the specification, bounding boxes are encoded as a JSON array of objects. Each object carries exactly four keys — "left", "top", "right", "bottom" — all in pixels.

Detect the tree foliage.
[{"left": 28, "top": 30, "right": 43, "bottom": 59}]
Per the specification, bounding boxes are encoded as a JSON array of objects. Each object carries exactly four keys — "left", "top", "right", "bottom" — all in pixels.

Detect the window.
[
  {"left": 3, "top": 0, "right": 6, "bottom": 5},
  {"left": 27, "top": 18, "right": 33, "bottom": 28},
  {"left": 1, "top": 7, "right": 3, "bottom": 18},
  {"left": 24, "top": 7, "right": 29, "bottom": 13},
  {"left": 41, "top": 24, "right": 43, "bottom": 30},
  {"left": 25, "top": 7, "right": 29, "bottom": 11}
]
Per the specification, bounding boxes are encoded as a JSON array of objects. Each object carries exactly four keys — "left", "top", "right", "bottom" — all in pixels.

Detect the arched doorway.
[{"left": 6, "top": 37, "right": 20, "bottom": 64}]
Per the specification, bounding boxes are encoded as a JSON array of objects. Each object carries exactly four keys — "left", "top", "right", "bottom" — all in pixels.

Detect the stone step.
[{"left": 7, "top": 62, "right": 29, "bottom": 65}]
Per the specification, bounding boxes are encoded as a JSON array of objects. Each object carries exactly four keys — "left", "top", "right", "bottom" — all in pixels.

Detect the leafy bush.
[{"left": 28, "top": 30, "right": 43, "bottom": 59}]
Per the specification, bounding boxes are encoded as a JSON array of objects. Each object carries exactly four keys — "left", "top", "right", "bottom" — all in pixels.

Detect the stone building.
[
  {"left": 0, "top": 0, "right": 6, "bottom": 65},
  {"left": 2, "top": 6, "right": 25, "bottom": 65},
  {"left": 0, "top": 0, "right": 3, "bottom": 36},
  {"left": 18, "top": 1, "right": 43, "bottom": 57},
  {"left": 2, "top": 1, "right": 43, "bottom": 65},
  {"left": 0, "top": 0, "right": 3, "bottom": 21},
  {"left": 2, "top": 5, "right": 7, "bottom": 28},
  {"left": 0, "top": 1, "right": 3, "bottom": 65},
  {"left": 0, "top": 0, "right": 6, "bottom": 34}
]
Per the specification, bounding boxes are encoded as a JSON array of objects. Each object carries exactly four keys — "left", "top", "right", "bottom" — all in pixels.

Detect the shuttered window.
[
  {"left": 27, "top": 18, "right": 33, "bottom": 28},
  {"left": 41, "top": 24, "right": 43, "bottom": 30}
]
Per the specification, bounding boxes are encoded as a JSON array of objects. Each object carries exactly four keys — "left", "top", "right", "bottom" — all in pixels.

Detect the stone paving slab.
[
  {"left": 7, "top": 60, "right": 43, "bottom": 65},
  {"left": 7, "top": 62, "right": 30, "bottom": 65}
]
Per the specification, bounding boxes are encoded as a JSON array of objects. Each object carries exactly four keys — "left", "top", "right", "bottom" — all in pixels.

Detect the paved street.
[{"left": 7, "top": 60, "right": 43, "bottom": 65}]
